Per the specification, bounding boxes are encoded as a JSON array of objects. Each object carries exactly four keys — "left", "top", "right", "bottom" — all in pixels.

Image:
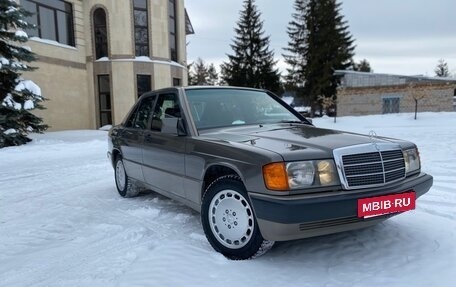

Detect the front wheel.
[
  {"left": 114, "top": 156, "right": 139, "bottom": 198},
  {"left": 201, "top": 175, "right": 274, "bottom": 260}
]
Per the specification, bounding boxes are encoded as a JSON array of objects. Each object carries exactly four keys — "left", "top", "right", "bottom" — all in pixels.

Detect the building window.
[
  {"left": 98, "top": 75, "right": 112, "bottom": 127},
  {"left": 382, "top": 97, "right": 400, "bottom": 114},
  {"left": 453, "top": 90, "right": 456, "bottom": 111},
  {"left": 169, "top": 0, "right": 178, "bottom": 61},
  {"left": 133, "top": 0, "right": 149, "bottom": 56},
  {"left": 22, "top": 0, "right": 75, "bottom": 46},
  {"left": 137, "top": 74, "right": 151, "bottom": 97},
  {"left": 93, "top": 8, "right": 108, "bottom": 59},
  {"left": 173, "top": 78, "right": 181, "bottom": 87},
  {"left": 184, "top": 9, "right": 194, "bottom": 35}
]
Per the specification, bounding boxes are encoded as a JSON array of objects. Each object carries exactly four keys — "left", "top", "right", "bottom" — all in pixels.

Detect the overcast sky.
[{"left": 185, "top": 0, "right": 456, "bottom": 77}]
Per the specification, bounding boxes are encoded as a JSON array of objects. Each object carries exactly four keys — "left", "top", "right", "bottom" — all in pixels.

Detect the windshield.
[{"left": 185, "top": 88, "right": 302, "bottom": 130}]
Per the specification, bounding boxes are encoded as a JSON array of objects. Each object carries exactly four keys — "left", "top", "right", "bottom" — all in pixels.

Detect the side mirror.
[{"left": 161, "top": 118, "right": 187, "bottom": 136}]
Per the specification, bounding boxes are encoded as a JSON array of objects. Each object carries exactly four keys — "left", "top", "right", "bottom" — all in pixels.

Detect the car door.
[
  {"left": 120, "top": 95, "right": 156, "bottom": 181},
  {"left": 141, "top": 92, "right": 186, "bottom": 198}
]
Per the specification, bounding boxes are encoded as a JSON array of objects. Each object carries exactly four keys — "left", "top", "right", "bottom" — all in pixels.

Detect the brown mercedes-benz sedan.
[{"left": 108, "top": 86, "right": 433, "bottom": 260}]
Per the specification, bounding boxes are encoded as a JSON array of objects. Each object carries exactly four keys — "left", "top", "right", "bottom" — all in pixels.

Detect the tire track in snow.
[
  {"left": 0, "top": 225, "right": 152, "bottom": 287},
  {"left": 0, "top": 189, "right": 206, "bottom": 287}
]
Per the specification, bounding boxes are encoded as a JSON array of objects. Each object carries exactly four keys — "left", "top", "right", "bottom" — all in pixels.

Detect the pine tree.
[
  {"left": 221, "top": 0, "right": 281, "bottom": 93},
  {"left": 0, "top": 0, "right": 48, "bottom": 148},
  {"left": 284, "top": 0, "right": 355, "bottom": 115},
  {"left": 434, "top": 59, "right": 450, "bottom": 77}
]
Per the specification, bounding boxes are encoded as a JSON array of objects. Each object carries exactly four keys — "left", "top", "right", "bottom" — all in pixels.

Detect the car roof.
[
  {"left": 140, "top": 86, "right": 270, "bottom": 99},
  {"left": 183, "top": 86, "right": 266, "bottom": 92}
]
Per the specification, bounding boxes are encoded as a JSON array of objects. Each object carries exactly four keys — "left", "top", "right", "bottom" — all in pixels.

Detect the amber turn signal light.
[{"left": 263, "top": 162, "right": 289, "bottom": 191}]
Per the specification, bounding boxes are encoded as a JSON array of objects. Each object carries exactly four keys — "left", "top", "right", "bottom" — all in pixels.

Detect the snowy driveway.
[{"left": 1, "top": 113, "right": 455, "bottom": 286}]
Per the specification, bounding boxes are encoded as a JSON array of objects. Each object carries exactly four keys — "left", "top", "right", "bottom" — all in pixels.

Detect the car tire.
[
  {"left": 201, "top": 175, "right": 274, "bottom": 260},
  {"left": 114, "top": 156, "right": 140, "bottom": 198}
]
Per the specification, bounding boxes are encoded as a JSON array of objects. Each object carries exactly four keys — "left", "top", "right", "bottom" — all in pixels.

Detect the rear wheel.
[
  {"left": 114, "top": 156, "right": 139, "bottom": 198},
  {"left": 201, "top": 175, "right": 274, "bottom": 260}
]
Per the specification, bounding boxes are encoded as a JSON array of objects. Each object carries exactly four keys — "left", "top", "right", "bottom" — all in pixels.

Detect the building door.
[
  {"left": 98, "top": 75, "right": 112, "bottom": 127},
  {"left": 382, "top": 97, "right": 400, "bottom": 114}
]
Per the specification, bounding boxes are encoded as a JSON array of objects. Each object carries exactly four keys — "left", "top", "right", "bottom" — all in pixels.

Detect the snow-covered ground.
[{"left": 1, "top": 112, "right": 455, "bottom": 287}]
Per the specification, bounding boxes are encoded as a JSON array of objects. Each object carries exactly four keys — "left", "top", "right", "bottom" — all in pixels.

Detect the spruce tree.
[
  {"left": 188, "top": 58, "right": 219, "bottom": 86},
  {"left": 0, "top": 0, "right": 48, "bottom": 148},
  {"left": 221, "top": 0, "right": 281, "bottom": 93},
  {"left": 207, "top": 63, "right": 218, "bottom": 85},
  {"left": 284, "top": 0, "right": 355, "bottom": 115},
  {"left": 187, "top": 62, "right": 194, "bottom": 85},
  {"left": 283, "top": 0, "right": 308, "bottom": 93},
  {"left": 434, "top": 59, "right": 450, "bottom": 77},
  {"left": 191, "top": 57, "right": 209, "bottom": 85},
  {"left": 353, "top": 59, "right": 372, "bottom": 72}
]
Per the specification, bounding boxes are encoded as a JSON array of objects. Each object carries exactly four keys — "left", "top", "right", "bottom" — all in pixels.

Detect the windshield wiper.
[
  {"left": 278, "top": 120, "right": 305, "bottom": 124},
  {"left": 277, "top": 119, "right": 313, "bottom": 125}
]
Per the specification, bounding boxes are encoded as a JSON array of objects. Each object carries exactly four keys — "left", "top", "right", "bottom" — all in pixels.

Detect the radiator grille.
[
  {"left": 334, "top": 144, "right": 406, "bottom": 190},
  {"left": 342, "top": 150, "right": 405, "bottom": 188}
]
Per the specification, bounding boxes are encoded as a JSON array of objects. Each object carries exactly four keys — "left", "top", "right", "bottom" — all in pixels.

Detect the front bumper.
[{"left": 249, "top": 173, "right": 433, "bottom": 241}]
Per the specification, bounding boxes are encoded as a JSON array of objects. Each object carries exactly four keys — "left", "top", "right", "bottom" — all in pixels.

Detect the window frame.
[
  {"left": 97, "top": 74, "right": 112, "bottom": 127},
  {"left": 173, "top": 78, "right": 181, "bottom": 87},
  {"left": 168, "top": 0, "right": 178, "bottom": 62},
  {"left": 22, "top": 0, "right": 75, "bottom": 46},
  {"left": 382, "top": 97, "right": 401, "bottom": 114},
  {"left": 133, "top": 0, "right": 150, "bottom": 57},
  {"left": 93, "top": 7, "right": 109, "bottom": 59},
  {"left": 137, "top": 74, "right": 152, "bottom": 98}
]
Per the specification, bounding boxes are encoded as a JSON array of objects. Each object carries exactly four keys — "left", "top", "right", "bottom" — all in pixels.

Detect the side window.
[
  {"left": 151, "top": 93, "right": 181, "bottom": 131},
  {"left": 124, "top": 105, "right": 139, "bottom": 128},
  {"left": 131, "top": 96, "right": 155, "bottom": 129}
]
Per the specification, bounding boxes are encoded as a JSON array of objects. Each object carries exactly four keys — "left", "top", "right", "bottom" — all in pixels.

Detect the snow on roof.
[
  {"left": 335, "top": 69, "right": 456, "bottom": 83},
  {"left": 95, "top": 56, "right": 185, "bottom": 69}
]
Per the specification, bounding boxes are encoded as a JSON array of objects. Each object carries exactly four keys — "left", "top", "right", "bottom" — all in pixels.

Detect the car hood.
[{"left": 200, "top": 124, "right": 406, "bottom": 161}]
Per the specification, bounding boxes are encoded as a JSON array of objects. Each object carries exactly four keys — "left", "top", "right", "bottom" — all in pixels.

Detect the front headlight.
[
  {"left": 403, "top": 148, "right": 420, "bottom": 175},
  {"left": 263, "top": 160, "right": 340, "bottom": 191},
  {"left": 286, "top": 161, "right": 315, "bottom": 188}
]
